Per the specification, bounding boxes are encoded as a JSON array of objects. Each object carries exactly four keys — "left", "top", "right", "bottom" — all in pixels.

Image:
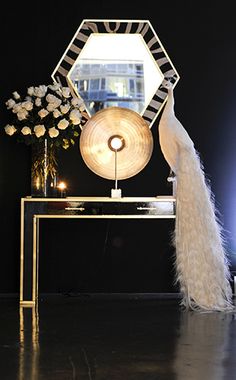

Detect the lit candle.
[{"left": 57, "top": 181, "right": 67, "bottom": 197}]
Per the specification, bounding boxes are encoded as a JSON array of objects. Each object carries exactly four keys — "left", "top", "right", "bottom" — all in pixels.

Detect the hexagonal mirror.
[{"left": 51, "top": 19, "right": 180, "bottom": 128}]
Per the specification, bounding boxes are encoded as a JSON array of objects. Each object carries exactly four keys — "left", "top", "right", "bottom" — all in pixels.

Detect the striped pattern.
[{"left": 52, "top": 19, "right": 180, "bottom": 128}]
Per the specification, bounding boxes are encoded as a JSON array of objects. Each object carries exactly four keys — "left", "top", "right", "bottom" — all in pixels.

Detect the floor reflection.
[
  {"left": 17, "top": 296, "right": 181, "bottom": 379},
  {"left": 0, "top": 296, "right": 234, "bottom": 379},
  {"left": 19, "top": 306, "right": 39, "bottom": 380},
  {"left": 174, "top": 309, "right": 236, "bottom": 380}
]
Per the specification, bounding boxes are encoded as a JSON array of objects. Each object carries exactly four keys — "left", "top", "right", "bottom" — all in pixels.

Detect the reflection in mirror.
[
  {"left": 52, "top": 20, "right": 180, "bottom": 128},
  {"left": 67, "top": 34, "right": 163, "bottom": 117}
]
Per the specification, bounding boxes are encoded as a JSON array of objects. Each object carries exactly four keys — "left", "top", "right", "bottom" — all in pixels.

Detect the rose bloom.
[
  {"left": 47, "top": 102, "right": 58, "bottom": 112},
  {"left": 69, "top": 109, "right": 81, "bottom": 125},
  {"left": 60, "top": 104, "right": 70, "bottom": 114},
  {"left": 5, "top": 124, "right": 17, "bottom": 136},
  {"left": 48, "top": 83, "right": 61, "bottom": 91},
  {"left": 34, "top": 124, "right": 46, "bottom": 138},
  {"left": 79, "top": 103, "right": 86, "bottom": 112},
  {"left": 12, "top": 104, "right": 22, "bottom": 113},
  {"left": 57, "top": 119, "right": 69, "bottom": 130},
  {"left": 46, "top": 94, "right": 61, "bottom": 107},
  {"left": 48, "top": 127, "right": 59, "bottom": 138},
  {"left": 22, "top": 100, "right": 33, "bottom": 111},
  {"left": 71, "top": 97, "right": 84, "bottom": 108},
  {"left": 5, "top": 98, "right": 16, "bottom": 109},
  {"left": 21, "top": 126, "right": 32, "bottom": 135},
  {"left": 61, "top": 87, "right": 71, "bottom": 98},
  {"left": 17, "top": 109, "right": 29, "bottom": 121},
  {"left": 35, "top": 97, "right": 42, "bottom": 107},
  {"left": 38, "top": 108, "right": 49, "bottom": 118},
  {"left": 34, "top": 85, "right": 47, "bottom": 98},
  {"left": 53, "top": 97, "right": 62, "bottom": 108},
  {"left": 53, "top": 109, "right": 61, "bottom": 118},
  {"left": 27, "top": 86, "right": 35, "bottom": 96},
  {"left": 13, "top": 91, "right": 20, "bottom": 100}
]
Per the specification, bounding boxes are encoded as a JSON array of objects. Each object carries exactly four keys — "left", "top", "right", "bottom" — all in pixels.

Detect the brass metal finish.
[
  {"left": 19, "top": 306, "right": 39, "bottom": 379},
  {"left": 20, "top": 199, "right": 24, "bottom": 303},
  {"left": 20, "top": 196, "right": 176, "bottom": 306},
  {"left": 79, "top": 107, "right": 154, "bottom": 180}
]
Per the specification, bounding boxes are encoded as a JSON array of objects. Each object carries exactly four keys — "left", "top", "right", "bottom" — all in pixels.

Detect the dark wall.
[{"left": 1, "top": 1, "right": 236, "bottom": 294}]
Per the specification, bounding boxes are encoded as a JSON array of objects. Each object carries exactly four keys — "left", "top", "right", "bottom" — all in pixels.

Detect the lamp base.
[{"left": 111, "top": 188, "right": 122, "bottom": 198}]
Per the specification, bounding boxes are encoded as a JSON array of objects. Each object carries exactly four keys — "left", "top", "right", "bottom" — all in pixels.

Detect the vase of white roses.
[{"left": 4, "top": 82, "right": 86, "bottom": 197}]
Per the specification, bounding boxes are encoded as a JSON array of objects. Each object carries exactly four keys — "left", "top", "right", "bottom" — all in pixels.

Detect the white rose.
[
  {"left": 5, "top": 98, "right": 16, "bottom": 109},
  {"left": 46, "top": 94, "right": 57, "bottom": 103},
  {"left": 71, "top": 97, "right": 83, "bottom": 107},
  {"left": 46, "top": 94, "right": 61, "bottom": 109},
  {"left": 69, "top": 109, "right": 81, "bottom": 125},
  {"left": 22, "top": 100, "right": 33, "bottom": 111},
  {"left": 12, "top": 91, "right": 20, "bottom": 100},
  {"left": 57, "top": 119, "right": 69, "bottom": 130},
  {"left": 60, "top": 104, "right": 70, "bottom": 114},
  {"left": 53, "top": 109, "right": 62, "bottom": 118},
  {"left": 34, "top": 124, "right": 46, "bottom": 137},
  {"left": 5, "top": 124, "right": 17, "bottom": 136},
  {"left": 47, "top": 103, "right": 57, "bottom": 112},
  {"left": 21, "top": 126, "right": 32, "bottom": 135},
  {"left": 48, "top": 127, "right": 59, "bottom": 138},
  {"left": 46, "top": 94, "right": 61, "bottom": 104},
  {"left": 38, "top": 108, "right": 49, "bottom": 118},
  {"left": 61, "top": 87, "right": 71, "bottom": 98},
  {"left": 35, "top": 97, "right": 42, "bottom": 107},
  {"left": 17, "top": 109, "right": 28, "bottom": 120},
  {"left": 27, "top": 86, "right": 35, "bottom": 96},
  {"left": 54, "top": 98, "right": 62, "bottom": 107},
  {"left": 12, "top": 103, "right": 22, "bottom": 113},
  {"left": 34, "top": 85, "right": 47, "bottom": 98},
  {"left": 79, "top": 104, "right": 86, "bottom": 112},
  {"left": 48, "top": 83, "right": 60, "bottom": 91}
]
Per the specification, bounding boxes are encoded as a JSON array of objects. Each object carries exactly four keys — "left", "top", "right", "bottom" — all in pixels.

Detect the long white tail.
[
  {"left": 173, "top": 147, "right": 233, "bottom": 311},
  {"left": 158, "top": 82, "right": 234, "bottom": 311}
]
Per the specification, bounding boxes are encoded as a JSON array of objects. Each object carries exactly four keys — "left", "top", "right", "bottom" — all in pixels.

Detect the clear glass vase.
[{"left": 31, "top": 138, "right": 58, "bottom": 197}]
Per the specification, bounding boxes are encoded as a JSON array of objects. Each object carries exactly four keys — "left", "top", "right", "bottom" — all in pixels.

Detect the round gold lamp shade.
[{"left": 79, "top": 107, "right": 154, "bottom": 180}]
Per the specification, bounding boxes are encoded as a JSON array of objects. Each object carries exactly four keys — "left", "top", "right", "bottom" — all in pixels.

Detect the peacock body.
[{"left": 158, "top": 84, "right": 233, "bottom": 311}]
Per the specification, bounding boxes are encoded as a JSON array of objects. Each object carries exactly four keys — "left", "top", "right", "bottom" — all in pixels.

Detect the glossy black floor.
[{"left": 0, "top": 294, "right": 236, "bottom": 380}]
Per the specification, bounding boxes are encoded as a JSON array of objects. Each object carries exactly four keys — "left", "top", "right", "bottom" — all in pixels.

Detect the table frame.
[{"left": 20, "top": 196, "right": 176, "bottom": 307}]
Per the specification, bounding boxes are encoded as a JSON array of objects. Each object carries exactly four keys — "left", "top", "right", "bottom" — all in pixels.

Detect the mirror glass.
[
  {"left": 52, "top": 19, "right": 180, "bottom": 128},
  {"left": 67, "top": 34, "right": 163, "bottom": 117}
]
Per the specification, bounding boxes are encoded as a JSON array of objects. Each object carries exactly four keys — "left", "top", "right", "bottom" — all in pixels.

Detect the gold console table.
[{"left": 20, "top": 196, "right": 176, "bottom": 307}]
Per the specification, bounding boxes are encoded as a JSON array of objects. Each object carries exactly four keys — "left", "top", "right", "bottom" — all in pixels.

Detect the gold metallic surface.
[
  {"left": 20, "top": 199, "right": 24, "bottom": 302},
  {"left": 35, "top": 214, "right": 175, "bottom": 219},
  {"left": 23, "top": 196, "right": 175, "bottom": 202},
  {"left": 20, "top": 301, "right": 36, "bottom": 306},
  {"left": 19, "top": 306, "right": 39, "bottom": 379},
  {"left": 79, "top": 107, "right": 154, "bottom": 180},
  {"left": 21, "top": 197, "right": 176, "bottom": 306}
]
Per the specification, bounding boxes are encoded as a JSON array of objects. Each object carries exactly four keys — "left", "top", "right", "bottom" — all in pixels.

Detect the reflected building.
[{"left": 69, "top": 59, "right": 145, "bottom": 115}]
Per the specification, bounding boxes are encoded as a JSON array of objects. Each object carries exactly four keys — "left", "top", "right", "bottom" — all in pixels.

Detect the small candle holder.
[{"left": 57, "top": 181, "right": 67, "bottom": 198}]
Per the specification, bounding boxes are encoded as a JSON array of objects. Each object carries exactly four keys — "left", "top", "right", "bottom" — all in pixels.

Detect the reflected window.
[
  {"left": 51, "top": 20, "right": 180, "bottom": 127},
  {"left": 70, "top": 59, "right": 145, "bottom": 115}
]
